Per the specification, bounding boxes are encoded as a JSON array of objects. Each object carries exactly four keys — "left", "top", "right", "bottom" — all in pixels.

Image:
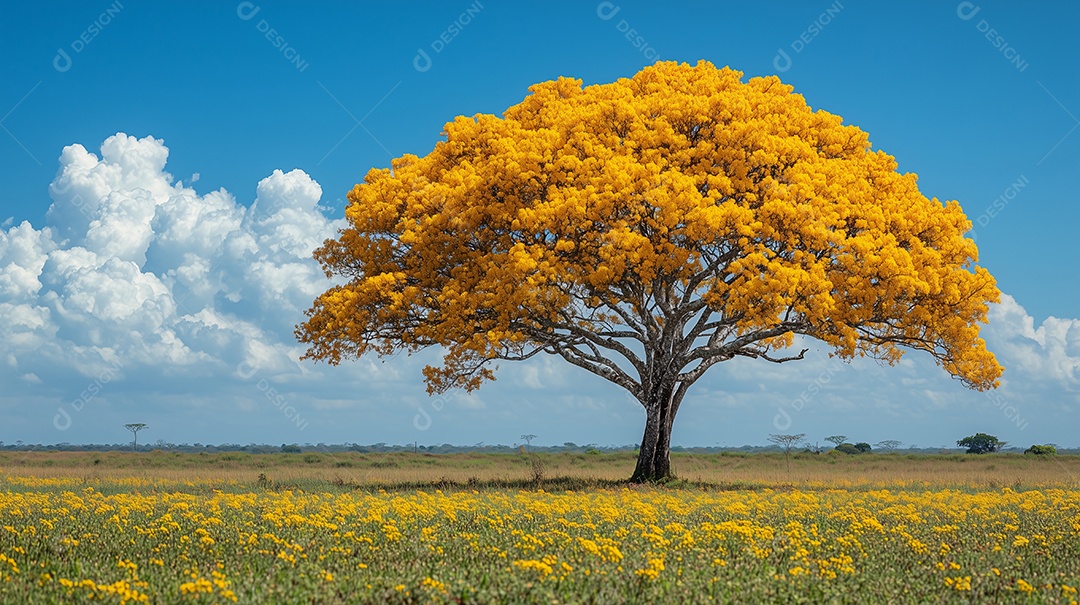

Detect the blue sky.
[{"left": 0, "top": 1, "right": 1077, "bottom": 450}]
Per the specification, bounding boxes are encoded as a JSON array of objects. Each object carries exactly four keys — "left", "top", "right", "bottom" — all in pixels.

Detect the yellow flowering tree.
[{"left": 297, "top": 61, "right": 1002, "bottom": 482}]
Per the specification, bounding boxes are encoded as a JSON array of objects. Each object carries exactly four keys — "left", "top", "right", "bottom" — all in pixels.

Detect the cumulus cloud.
[
  {"left": 0, "top": 133, "right": 1077, "bottom": 446},
  {"left": 984, "top": 294, "right": 1080, "bottom": 389},
  {"left": 0, "top": 133, "right": 344, "bottom": 393}
]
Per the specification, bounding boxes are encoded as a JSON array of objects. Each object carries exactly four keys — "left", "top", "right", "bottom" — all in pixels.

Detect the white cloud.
[
  {"left": 985, "top": 294, "right": 1080, "bottom": 389},
  {"left": 0, "top": 133, "right": 346, "bottom": 397},
  {"left": 0, "top": 220, "right": 54, "bottom": 300}
]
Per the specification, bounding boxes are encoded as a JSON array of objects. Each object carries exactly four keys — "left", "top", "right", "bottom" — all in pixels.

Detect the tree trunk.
[{"left": 630, "top": 385, "right": 678, "bottom": 482}]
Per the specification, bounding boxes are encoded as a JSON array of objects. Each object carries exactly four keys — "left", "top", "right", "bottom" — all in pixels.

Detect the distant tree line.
[
  {"left": 0, "top": 439, "right": 1072, "bottom": 454},
  {"left": 761, "top": 433, "right": 1071, "bottom": 456}
]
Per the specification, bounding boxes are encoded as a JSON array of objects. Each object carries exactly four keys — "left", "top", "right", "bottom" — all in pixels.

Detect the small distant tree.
[
  {"left": 768, "top": 433, "right": 806, "bottom": 460},
  {"left": 957, "top": 433, "right": 1003, "bottom": 454},
  {"left": 835, "top": 443, "right": 860, "bottom": 455},
  {"left": 281, "top": 443, "right": 302, "bottom": 453},
  {"left": 1024, "top": 444, "right": 1056, "bottom": 456},
  {"left": 854, "top": 442, "right": 872, "bottom": 453},
  {"left": 825, "top": 435, "right": 848, "bottom": 448},
  {"left": 516, "top": 434, "right": 543, "bottom": 485},
  {"left": 520, "top": 434, "right": 538, "bottom": 452},
  {"left": 124, "top": 424, "right": 148, "bottom": 452},
  {"left": 876, "top": 440, "right": 902, "bottom": 451}
]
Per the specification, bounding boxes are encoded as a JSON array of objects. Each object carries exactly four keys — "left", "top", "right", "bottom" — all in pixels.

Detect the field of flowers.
[{"left": 0, "top": 475, "right": 1078, "bottom": 604}]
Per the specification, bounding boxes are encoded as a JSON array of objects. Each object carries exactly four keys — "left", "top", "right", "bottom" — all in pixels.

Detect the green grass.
[{"left": 2, "top": 450, "right": 1078, "bottom": 496}]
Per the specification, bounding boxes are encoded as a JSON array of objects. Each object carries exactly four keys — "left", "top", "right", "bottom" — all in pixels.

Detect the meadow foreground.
[{"left": 0, "top": 453, "right": 1077, "bottom": 603}]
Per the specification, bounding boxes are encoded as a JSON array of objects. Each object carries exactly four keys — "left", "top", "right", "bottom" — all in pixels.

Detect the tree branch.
[{"left": 548, "top": 341, "right": 642, "bottom": 400}]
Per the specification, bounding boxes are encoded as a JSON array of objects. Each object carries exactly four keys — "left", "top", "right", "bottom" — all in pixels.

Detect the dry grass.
[{"left": 2, "top": 450, "right": 1078, "bottom": 491}]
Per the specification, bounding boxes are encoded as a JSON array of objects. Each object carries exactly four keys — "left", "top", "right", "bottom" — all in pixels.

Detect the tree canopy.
[
  {"left": 297, "top": 61, "right": 1002, "bottom": 481},
  {"left": 767, "top": 433, "right": 805, "bottom": 459},
  {"left": 123, "top": 423, "right": 148, "bottom": 452},
  {"left": 958, "top": 433, "right": 1004, "bottom": 454}
]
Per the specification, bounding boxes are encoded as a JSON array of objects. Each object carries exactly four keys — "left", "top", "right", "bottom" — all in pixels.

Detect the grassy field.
[
  {"left": 1, "top": 452, "right": 1078, "bottom": 603},
  {"left": 2, "top": 449, "right": 1079, "bottom": 491}
]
